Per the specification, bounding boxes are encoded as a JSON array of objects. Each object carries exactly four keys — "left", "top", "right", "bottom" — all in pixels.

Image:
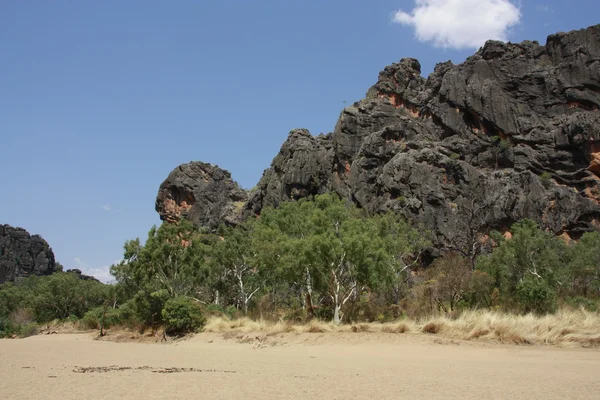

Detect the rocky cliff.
[
  {"left": 0, "top": 225, "right": 56, "bottom": 284},
  {"left": 156, "top": 162, "right": 248, "bottom": 230},
  {"left": 156, "top": 25, "right": 600, "bottom": 247}
]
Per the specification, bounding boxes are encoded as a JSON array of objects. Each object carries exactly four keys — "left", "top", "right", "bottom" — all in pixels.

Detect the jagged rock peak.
[
  {"left": 155, "top": 161, "right": 248, "bottom": 230},
  {"left": 245, "top": 128, "right": 334, "bottom": 215},
  {"left": 157, "top": 24, "right": 600, "bottom": 246},
  {"left": 0, "top": 224, "right": 56, "bottom": 284}
]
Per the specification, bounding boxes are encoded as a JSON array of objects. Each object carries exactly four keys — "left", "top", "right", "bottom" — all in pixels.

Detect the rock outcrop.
[
  {"left": 158, "top": 25, "right": 600, "bottom": 246},
  {"left": 156, "top": 162, "right": 248, "bottom": 230},
  {"left": 0, "top": 225, "right": 56, "bottom": 284},
  {"left": 66, "top": 269, "right": 100, "bottom": 282}
]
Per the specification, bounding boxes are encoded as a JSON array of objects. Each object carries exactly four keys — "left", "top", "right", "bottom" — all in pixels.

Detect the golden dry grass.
[
  {"left": 422, "top": 308, "right": 600, "bottom": 347},
  {"left": 203, "top": 308, "right": 600, "bottom": 347}
]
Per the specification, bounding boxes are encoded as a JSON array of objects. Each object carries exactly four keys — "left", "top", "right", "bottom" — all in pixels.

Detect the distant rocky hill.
[
  {"left": 156, "top": 24, "right": 600, "bottom": 248},
  {"left": 0, "top": 224, "right": 56, "bottom": 284}
]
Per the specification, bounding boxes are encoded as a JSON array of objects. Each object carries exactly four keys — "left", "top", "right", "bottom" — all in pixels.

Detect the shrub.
[
  {"left": 0, "top": 316, "right": 17, "bottom": 338},
  {"left": 161, "top": 297, "right": 206, "bottom": 335},
  {"left": 130, "top": 289, "right": 170, "bottom": 326},
  {"left": 19, "top": 322, "right": 39, "bottom": 338},
  {"left": 565, "top": 296, "right": 599, "bottom": 312},
  {"left": 539, "top": 172, "right": 552, "bottom": 189},
  {"left": 205, "top": 304, "right": 225, "bottom": 317},
  {"left": 80, "top": 306, "right": 124, "bottom": 330},
  {"left": 517, "top": 278, "right": 556, "bottom": 314},
  {"left": 225, "top": 305, "right": 238, "bottom": 320},
  {"left": 67, "top": 314, "right": 79, "bottom": 323}
]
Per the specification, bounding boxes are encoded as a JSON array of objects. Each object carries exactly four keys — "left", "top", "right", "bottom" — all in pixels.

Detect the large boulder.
[
  {"left": 155, "top": 162, "right": 248, "bottom": 230},
  {"left": 158, "top": 24, "right": 600, "bottom": 245},
  {"left": 0, "top": 224, "right": 56, "bottom": 284}
]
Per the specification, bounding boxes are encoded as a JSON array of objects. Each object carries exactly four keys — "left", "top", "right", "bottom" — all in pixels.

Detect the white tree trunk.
[{"left": 333, "top": 305, "right": 342, "bottom": 325}]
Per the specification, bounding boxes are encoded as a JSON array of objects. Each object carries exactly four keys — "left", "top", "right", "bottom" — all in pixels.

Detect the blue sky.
[{"left": 1, "top": 1, "right": 597, "bottom": 282}]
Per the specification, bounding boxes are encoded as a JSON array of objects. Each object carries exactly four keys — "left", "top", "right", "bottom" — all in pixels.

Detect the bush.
[
  {"left": 539, "top": 172, "right": 552, "bottom": 189},
  {"left": 0, "top": 316, "right": 17, "bottom": 338},
  {"left": 517, "top": 278, "right": 556, "bottom": 314},
  {"left": 161, "top": 297, "right": 206, "bottom": 335},
  {"left": 80, "top": 306, "right": 124, "bottom": 330},
  {"left": 19, "top": 322, "right": 39, "bottom": 338},
  {"left": 565, "top": 296, "right": 599, "bottom": 312},
  {"left": 225, "top": 305, "right": 238, "bottom": 320},
  {"left": 205, "top": 304, "right": 226, "bottom": 317},
  {"left": 130, "top": 289, "right": 170, "bottom": 326},
  {"left": 67, "top": 314, "right": 79, "bottom": 323}
]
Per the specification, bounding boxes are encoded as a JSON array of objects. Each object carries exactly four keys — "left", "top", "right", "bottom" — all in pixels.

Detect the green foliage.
[
  {"left": 0, "top": 273, "right": 108, "bottom": 323},
  {"left": 478, "top": 220, "right": 567, "bottom": 296},
  {"left": 110, "top": 220, "right": 210, "bottom": 299},
  {"left": 0, "top": 316, "right": 16, "bottom": 338},
  {"left": 80, "top": 306, "right": 126, "bottom": 330},
  {"left": 128, "top": 289, "right": 170, "bottom": 326},
  {"left": 161, "top": 297, "right": 206, "bottom": 335},
  {"left": 205, "top": 304, "right": 226, "bottom": 316},
  {"left": 517, "top": 278, "right": 556, "bottom": 314},
  {"left": 250, "top": 194, "right": 429, "bottom": 323},
  {"left": 539, "top": 172, "right": 552, "bottom": 189},
  {"left": 19, "top": 322, "right": 39, "bottom": 338},
  {"left": 449, "top": 153, "right": 460, "bottom": 160},
  {"left": 568, "top": 232, "right": 600, "bottom": 298},
  {"left": 565, "top": 296, "right": 599, "bottom": 312},
  {"left": 5, "top": 196, "right": 600, "bottom": 332},
  {"left": 492, "top": 135, "right": 511, "bottom": 151},
  {"left": 212, "top": 225, "right": 261, "bottom": 314}
]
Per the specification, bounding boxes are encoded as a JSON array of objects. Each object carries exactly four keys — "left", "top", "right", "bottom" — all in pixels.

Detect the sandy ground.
[{"left": 1, "top": 332, "right": 599, "bottom": 400}]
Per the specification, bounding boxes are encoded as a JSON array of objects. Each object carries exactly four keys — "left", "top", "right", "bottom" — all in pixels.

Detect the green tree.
[
  {"left": 375, "top": 213, "right": 430, "bottom": 304},
  {"left": 477, "top": 219, "right": 568, "bottom": 312},
  {"left": 212, "top": 225, "right": 262, "bottom": 314},
  {"left": 568, "top": 232, "right": 600, "bottom": 298},
  {"left": 253, "top": 194, "right": 402, "bottom": 324},
  {"left": 111, "top": 220, "right": 209, "bottom": 300}
]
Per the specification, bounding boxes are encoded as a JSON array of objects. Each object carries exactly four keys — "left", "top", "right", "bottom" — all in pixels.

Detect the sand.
[{"left": 1, "top": 332, "right": 599, "bottom": 400}]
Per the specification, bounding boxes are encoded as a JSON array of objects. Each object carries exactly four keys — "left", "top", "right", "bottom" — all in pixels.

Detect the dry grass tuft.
[
  {"left": 422, "top": 321, "right": 444, "bottom": 334},
  {"left": 203, "top": 308, "right": 600, "bottom": 347},
  {"left": 420, "top": 308, "right": 600, "bottom": 347},
  {"left": 381, "top": 322, "right": 411, "bottom": 334}
]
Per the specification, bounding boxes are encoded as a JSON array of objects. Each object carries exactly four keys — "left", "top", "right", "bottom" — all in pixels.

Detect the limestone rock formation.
[
  {"left": 158, "top": 25, "right": 600, "bottom": 246},
  {"left": 0, "top": 224, "right": 56, "bottom": 284},
  {"left": 156, "top": 162, "right": 248, "bottom": 230}
]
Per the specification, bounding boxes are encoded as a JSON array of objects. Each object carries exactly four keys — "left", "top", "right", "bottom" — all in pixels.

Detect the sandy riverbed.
[{"left": 1, "top": 332, "right": 599, "bottom": 399}]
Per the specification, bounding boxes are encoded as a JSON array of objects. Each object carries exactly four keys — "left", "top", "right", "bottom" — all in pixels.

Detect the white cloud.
[
  {"left": 82, "top": 267, "right": 115, "bottom": 284},
  {"left": 392, "top": 0, "right": 521, "bottom": 50},
  {"left": 101, "top": 204, "right": 112, "bottom": 211},
  {"left": 72, "top": 257, "right": 120, "bottom": 283}
]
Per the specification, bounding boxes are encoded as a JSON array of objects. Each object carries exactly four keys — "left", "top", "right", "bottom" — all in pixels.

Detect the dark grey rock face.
[
  {"left": 246, "top": 129, "right": 335, "bottom": 215},
  {"left": 155, "top": 162, "right": 248, "bottom": 230},
  {"left": 0, "top": 225, "right": 56, "bottom": 284},
  {"left": 158, "top": 25, "right": 600, "bottom": 244}
]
